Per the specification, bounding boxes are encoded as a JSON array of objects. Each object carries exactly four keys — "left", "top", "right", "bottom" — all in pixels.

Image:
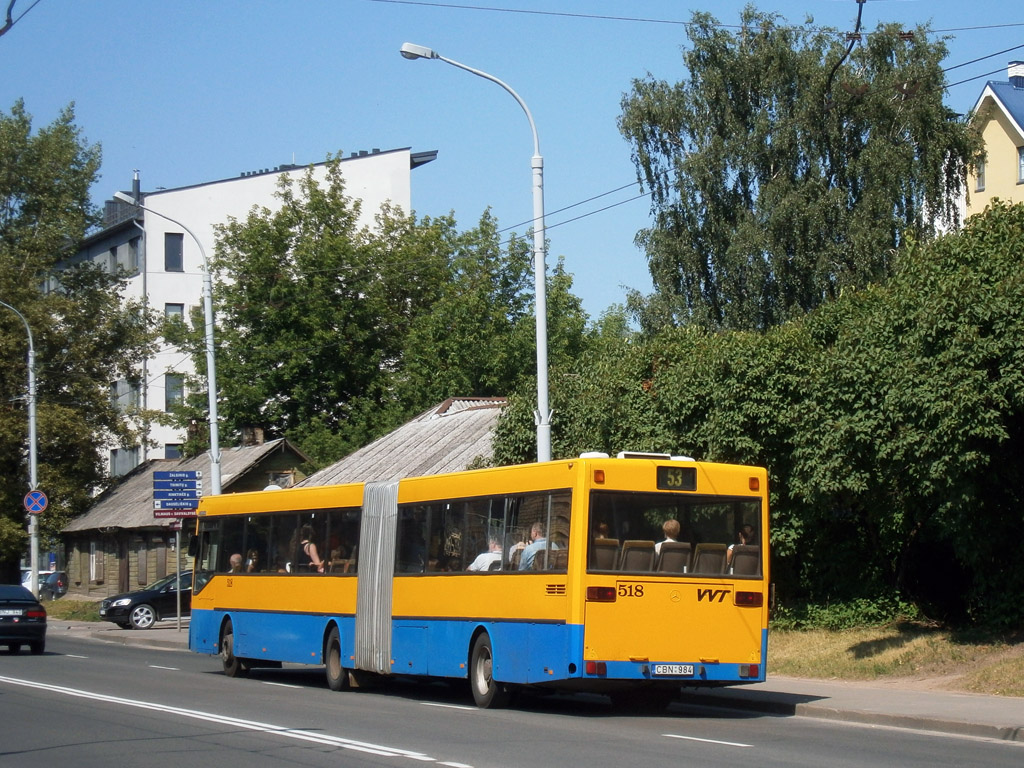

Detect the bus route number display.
[{"left": 656, "top": 465, "right": 697, "bottom": 491}]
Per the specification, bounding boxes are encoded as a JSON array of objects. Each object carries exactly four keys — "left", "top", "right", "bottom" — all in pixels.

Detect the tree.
[
  {"left": 619, "top": 7, "right": 981, "bottom": 332},
  {"left": 494, "top": 202, "right": 1024, "bottom": 625},
  {"left": 184, "top": 160, "right": 588, "bottom": 468},
  {"left": 0, "top": 101, "right": 155, "bottom": 575}
]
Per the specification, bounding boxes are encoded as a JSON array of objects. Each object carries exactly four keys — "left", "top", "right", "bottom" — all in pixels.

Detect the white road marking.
[
  {"left": 663, "top": 733, "right": 753, "bottom": 748},
  {"left": 0, "top": 675, "right": 464, "bottom": 761},
  {"left": 421, "top": 702, "right": 476, "bottom": 711},
  {"left": 147, "top": 665, "right": 180, "bottom": 671}
]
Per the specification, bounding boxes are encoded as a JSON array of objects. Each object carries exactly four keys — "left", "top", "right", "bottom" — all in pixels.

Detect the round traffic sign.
[{"left": 24, "top": 490, "right": 47, "bottom": 514}]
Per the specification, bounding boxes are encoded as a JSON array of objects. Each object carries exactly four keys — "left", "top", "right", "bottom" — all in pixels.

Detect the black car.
[
  {"left": 98, "top": 571, "right": 192, "bottom": 630},
  {"left": 0, "top": 584, "right": 47, "bottom": 654},
  {"left": 40, "top": 571, "right": 68, "bottom": 601}
]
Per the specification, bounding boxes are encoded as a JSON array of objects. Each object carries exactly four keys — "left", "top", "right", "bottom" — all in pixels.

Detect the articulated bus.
[{"left": 188, "top": 452, "right": 769, "bottom": 708}]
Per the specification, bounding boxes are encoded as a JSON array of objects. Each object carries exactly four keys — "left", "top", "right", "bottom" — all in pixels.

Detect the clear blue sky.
[{"left": 1, "top": 0, "right": 1019, "bottom": 319}]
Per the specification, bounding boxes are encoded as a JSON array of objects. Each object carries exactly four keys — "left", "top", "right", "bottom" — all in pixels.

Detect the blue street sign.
[
  {"left": 153, "top": 480, "right": 203, "bottom": 491},
  {"left": 153, "top": 470, "right": 202, "bottom": 481},
  {"left": 24, "top": 490, "right": 47, "bottom": 514},
  {"left": 153, "top": 490, "right": 201, "bottom": 500}
]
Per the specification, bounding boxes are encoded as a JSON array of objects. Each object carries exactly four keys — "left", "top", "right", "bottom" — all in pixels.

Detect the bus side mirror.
[{"left": 187, "top": 534, "right": 200, "bottom": 558}]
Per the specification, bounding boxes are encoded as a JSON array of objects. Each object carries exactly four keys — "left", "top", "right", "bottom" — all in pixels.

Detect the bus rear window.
[{"left": 588, "top": 492, "right": 761, "bottom": 577}]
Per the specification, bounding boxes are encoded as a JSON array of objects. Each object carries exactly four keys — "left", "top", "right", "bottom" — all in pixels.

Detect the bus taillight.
[
  {"left": 586, "top": 586, "right": 616, "bottom": 602},
  {"left": 734, "top": 591, "right": 763, "bottom": 607},
  {"left": 739, "top": 664, "right": 759, "bottom": 678},
  {"left": 586, "top": 661, "right": 607, "bottom": 675}
]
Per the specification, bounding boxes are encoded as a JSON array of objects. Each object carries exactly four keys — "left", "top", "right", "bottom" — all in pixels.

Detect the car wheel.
[
  {"left": 129, "top": 603, "right": 157, "bottom": 630},
  {"left": 470, "top": 633, "right": 510, "bottom": 709},
  {"left": 325, "top": 627, "right": 350, "bottom": 692},
  {"left": 221, "top": 621, "right": 247, "bottom": 677},
  {"left": 29, "top": 639, "right": 44, "bottom": 655}
]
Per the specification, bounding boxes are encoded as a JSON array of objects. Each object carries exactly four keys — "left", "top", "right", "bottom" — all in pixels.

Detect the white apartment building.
[{"left": 71, "top": 147, "right": 437, "bottom": 476}]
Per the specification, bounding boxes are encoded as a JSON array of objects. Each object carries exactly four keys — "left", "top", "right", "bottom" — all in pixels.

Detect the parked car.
[
  {"left": 39, "top": 571, "right": 68, "bottom": 601},
  {"left": 98, "top": 571, "right": 192, "bottom": 630},
  {"left": 19, "top": 570, "right": 68, "bottom": 601},
  {"left": 0, "top": 584, "right": 47, "bottom": 654}
]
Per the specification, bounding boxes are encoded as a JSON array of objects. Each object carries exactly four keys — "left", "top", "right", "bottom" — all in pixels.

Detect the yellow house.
[{"left": 966, "top": 62, "right": 1024, "bottom": 218}]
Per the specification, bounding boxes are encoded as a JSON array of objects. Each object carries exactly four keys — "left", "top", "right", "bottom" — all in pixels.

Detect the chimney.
[
  {"left": 241, "top": 426, "right": 265, "bottom": 446},
  {"left": 1009, "top": 61, "right": 1024, "bottom": 89}
]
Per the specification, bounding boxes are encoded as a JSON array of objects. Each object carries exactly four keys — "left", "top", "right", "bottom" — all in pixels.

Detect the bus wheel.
[
  {"left": 221, "top": 621, "right": 246, "bottom": 678},
  {"left": 325, "top": 627, "right": 350, "bottom": 692},
  {"left": 470, "top": 633, "right": 510, "bottom": 709}
]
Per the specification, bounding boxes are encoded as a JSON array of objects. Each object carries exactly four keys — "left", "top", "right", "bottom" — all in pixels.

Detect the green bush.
[{"left": 772, "top": 596, "right": 921, "bottom": 631}]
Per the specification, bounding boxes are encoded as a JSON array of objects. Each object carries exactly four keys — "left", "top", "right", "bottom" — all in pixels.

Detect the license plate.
[
  {"left": 653, "top": 664, "right": 694, "bottom": 676},
  {"left": 0, "top": 609, "right": 22, "bottom": 616}
]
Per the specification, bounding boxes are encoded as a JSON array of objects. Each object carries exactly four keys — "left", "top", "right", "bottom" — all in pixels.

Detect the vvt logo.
[{"left": 697, "top": 588, "right": 731, "bottom": 603}]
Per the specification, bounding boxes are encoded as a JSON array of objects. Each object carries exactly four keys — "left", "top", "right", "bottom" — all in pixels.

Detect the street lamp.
[
  {"left": 113, "top": 191, "right": 222, "bottom": 494},
  {"left": 400, "top": 42, "right": 552, "bottom": 463},
  {"left": 0, "top": 300, "right": 39, "bottom": 596}
]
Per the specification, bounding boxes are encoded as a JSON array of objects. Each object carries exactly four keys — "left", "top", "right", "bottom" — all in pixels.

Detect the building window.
[
  {"left": 109, "top": 379, "right": 140, "bottom": 411},
  {"left": 165, "top": 232, "right": 184, "bottom": 272},
  {"left": 90, "top": 540, "right": 105, "bottom": 584},
  {"left": 975, "top": 158, "right": 985, "bottom": 191},
  {"left": 108, "top": 246, "right": 119, "bottom": 274},
  {"left": 165, "top": 443, "right": 183, "bottom": 459},
  {"left": 267, "top": 471, "right": 295, "bottom": 489},
  {"left": 110, "top": 446, "right": 140, "bottom": 477},
  {"left": 128, "top": 237, "right": 140, "bottom": 274},
  {"left": 1019, "top": 147, "right": 1024, "bottom": 184},
  {"left": 165, "top": 374, "right": 185, "bottom": 411},
  {"left": 165, "top": 303, "right": 185, "bottom": 320}
]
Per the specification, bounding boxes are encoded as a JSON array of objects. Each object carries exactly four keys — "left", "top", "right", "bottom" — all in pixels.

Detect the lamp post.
[
  {"left": 114, "top": 191, "right": 222, "bottom": 494},
  {"left": 0, "top": 300, "right": 39, "bottom": 596},
  {"left": 400, "top": 42, "right": 552, "bottom": 463}
]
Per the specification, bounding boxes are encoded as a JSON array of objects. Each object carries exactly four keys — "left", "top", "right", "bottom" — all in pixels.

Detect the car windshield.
[
  {"left": 144, "top": 572, "right": 191, "bottom": 591},
  {"left": 0, "top": 585, "right": 36, "bottom": 601}
]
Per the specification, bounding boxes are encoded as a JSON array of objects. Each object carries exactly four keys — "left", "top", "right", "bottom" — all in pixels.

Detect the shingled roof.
[
  {"left": 298, "top": 397, "right": 506, "bottom": 487},
  {"left": 64, "top": 438, "right": 307, "bottom": 533}
]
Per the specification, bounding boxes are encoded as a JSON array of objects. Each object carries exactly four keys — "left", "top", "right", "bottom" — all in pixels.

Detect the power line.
[
  {"left": 943, "top": 42, "right": 1024, "bottom": 73},
  {"left": 498, "top": 181, "right": 642, "bottom": 234},
  {"left": 368, "top": 0, "right": 1024, "bottom": 38}
]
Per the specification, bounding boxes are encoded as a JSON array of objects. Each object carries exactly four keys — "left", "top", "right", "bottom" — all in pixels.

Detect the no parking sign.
[{"left": 24, "top": 490, "right": 47, "bottom": 514}]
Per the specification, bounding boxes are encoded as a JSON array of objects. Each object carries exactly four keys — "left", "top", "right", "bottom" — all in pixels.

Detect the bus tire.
[
  {"left": 221, "top": 621, "right": 247, "bottom": 678},
  {"left": 325, "top": 627, "right": 350, "bottom": 692},
  {"left": 470, "top": 633, "right": 510, "bottom": 709}
]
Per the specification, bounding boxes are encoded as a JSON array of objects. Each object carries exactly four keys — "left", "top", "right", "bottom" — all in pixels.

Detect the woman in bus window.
[{"left": 298, "top": 525, "right": 324, "bottom": 573}]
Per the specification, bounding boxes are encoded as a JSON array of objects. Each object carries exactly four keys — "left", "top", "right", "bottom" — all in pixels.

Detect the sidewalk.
[{"left": 50, "top": 620, "right": 1024, "bottom": 742}]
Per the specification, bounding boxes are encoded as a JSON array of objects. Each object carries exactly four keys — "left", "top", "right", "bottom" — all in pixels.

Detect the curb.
[{"left": 675, "top": 687, "right": 1024, "bottom": 743}]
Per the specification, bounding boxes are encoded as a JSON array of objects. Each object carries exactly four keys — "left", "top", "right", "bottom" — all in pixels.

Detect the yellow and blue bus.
[{"left": 188, "top": 452, "right": 769, "bottom": 708}]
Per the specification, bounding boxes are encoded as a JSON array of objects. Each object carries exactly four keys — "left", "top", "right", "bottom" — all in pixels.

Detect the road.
[{"left": 0, "top": 631, "right": 1021, "bottom": 768}]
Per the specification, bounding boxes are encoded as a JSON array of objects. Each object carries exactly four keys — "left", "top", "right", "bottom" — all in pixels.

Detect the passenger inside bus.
[
  {"left": 245, "top": 549, "right": 260, "bottom": 572},
  {"left": 466, "top": 537, "right": 503, "bottom": 571},
  {"left": 655, "top": 519, "right": 681, "bottom": 556},
  {"left": 297, "top": 525, "right": 325, "bottom": 573},
  {"left": 518, "top": 522, "right": 552, "bottom": 570}
]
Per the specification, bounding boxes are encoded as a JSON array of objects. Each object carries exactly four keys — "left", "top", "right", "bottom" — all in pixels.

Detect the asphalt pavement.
[{"left": 47, "top": 619, "right": 1024, "bottom": 743}]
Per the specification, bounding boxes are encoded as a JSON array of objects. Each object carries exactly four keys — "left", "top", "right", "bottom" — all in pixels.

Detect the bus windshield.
[{"left": 588, "top": 491, "right": 762, "bottom": 576}]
